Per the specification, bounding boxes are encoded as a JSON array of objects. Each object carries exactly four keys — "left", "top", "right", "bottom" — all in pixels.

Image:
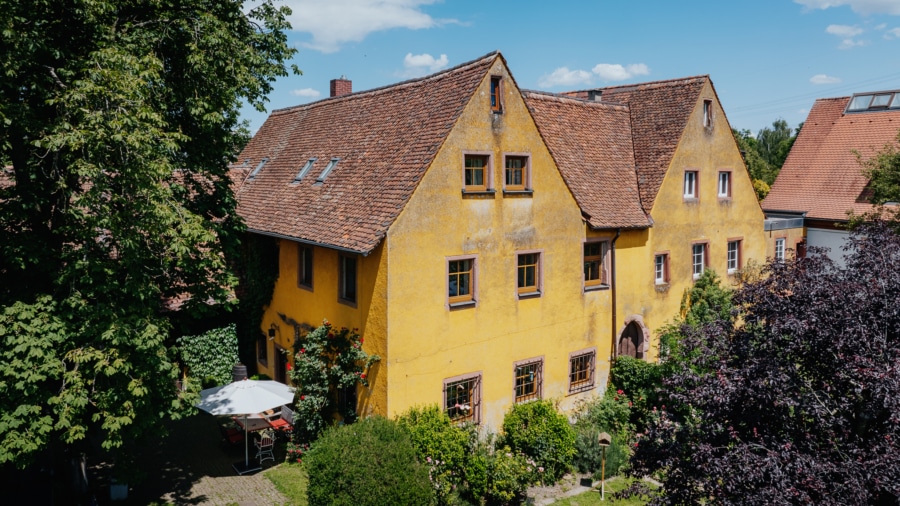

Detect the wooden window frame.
[
  {"left": 727, "top": 238, "right": 742, "bottom": 274},
  {"left": 718, "top": 170, "right": 732, "bottom": 199},
  {"left": 298, "top": 245, "right": 314, "bottom": 291},
  {"left": 447, "top": 255, "right": 477, "bottom": 307},
  {"left": 568, "top": 348, "right": 596, "bottom": 394},
  {"left": 583, "top": 239, "right": 611, "bottom": 291},
  {"left": 338, "top": 253, "right": 358, "bottom": 306},
  {"left": 516, "top": 249, "right": 542, "bottom": 298},
  {"left": 513, "top": 356, "right": 544, "bottom": 404},
  {"left": 683, "top": 169, "right": 699, "bottom": 200},
  {"left": 654, "top": 251, "right": 670, "bottom": 285},
  {"left": 444, "top": 371, "right": 482, "bottom": 424},
  {"left": 692, "top": 241, "right": 709, "bottom": 280},
  {"left": 490, "top": 76, "right": 503, "bottom": 113},
  {"left": 503, "top": 153, "right": 531, "bottom": 192},
  {"left": 462, "top": 152, "right": 493, "bottom": 193}
]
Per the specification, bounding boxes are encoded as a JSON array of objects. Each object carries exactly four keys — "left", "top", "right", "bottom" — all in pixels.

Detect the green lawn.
[
  {"left": 264, "top": 462, "right": 309, "bottom": 505},
  {"left": 550, "top": 477, "right": 656, "bottom": 506}
]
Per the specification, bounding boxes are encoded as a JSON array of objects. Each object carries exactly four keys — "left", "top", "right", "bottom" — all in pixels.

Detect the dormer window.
[
  {"left": 249, "top": 158, "right": 268, "bottom": 178},
  {"left": 490, "top": 76, "right": 502, "bottom": 113},
  {"left": 847, "top": 91, "right": 900, "bottom": 112},
  {"left": 315, "top": 158, "right": 340, "bottom": 184},
  {"left": 871, "top": 94, "right": 892, "bottom": 108},
  {"left": 293, "top": 158, "right": 318, "bottom": 182}
]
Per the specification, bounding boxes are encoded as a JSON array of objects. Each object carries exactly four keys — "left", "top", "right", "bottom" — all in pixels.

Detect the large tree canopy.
[
  {"left": 631, "top": 223, "right": 900, "bottom": 505},
  {"left": 0, "top": 0, "right": 296, "bottom": 468}
]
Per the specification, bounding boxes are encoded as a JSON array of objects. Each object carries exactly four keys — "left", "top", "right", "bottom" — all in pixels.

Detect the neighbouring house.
[
  {"left": 762, "top": 90, "right": 900, "bottom": 265},
  {"left": 233, "top": 51, "right": 765, "bottom": 429}
]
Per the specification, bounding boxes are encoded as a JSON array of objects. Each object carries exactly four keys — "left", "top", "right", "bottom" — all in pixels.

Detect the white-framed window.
[
  {"left": 718, "top": 171, "right": 731, "bottom": 198},
  {"left": 727, "top": 240, "right": 741, "bottom": 273},
  {"left": 654, "top": 253, "right": 669, "bottom": 285},
  {"left": 703, "top": 99, "right": 713, "bottom": 128},
  {"left": 775, "top": 238, "right": 785, "bottom": 262},
  {"left": 684, "top": 171, "right": 698, "bottom": 199},
  {"left": 692, "top": 243, "right": 708, "bottom": 279}
]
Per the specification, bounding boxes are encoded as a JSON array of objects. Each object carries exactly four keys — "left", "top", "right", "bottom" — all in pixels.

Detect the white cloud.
[
  {"left": 537, "top": 67, "right": 593, "bottom": 88},
  {"left": 592, "top": 63, "right": 650, "bottom": 82},
  {"left": 400, "top": 53, "right": 449, "bottom": 77},
  {"left": 263, "top": 0, "right": 456, "bottom": 53},
  {"left": 885, "top": 27, "right": 900, "bottom": 38},
  {"left": 810, "top": 74, "right": 842, "bottom": 84},
  {"left": 290, "top": 88, "right": 321, "bottom": 98},
  {"left": 826, "top": 24, "right": 864, "bottom": 37},
  {"left": 826, "top": 24, "right": 868, "bottom": 48},
  {"left": 795, "top": 0, "right": 900, "bottom": 15}
]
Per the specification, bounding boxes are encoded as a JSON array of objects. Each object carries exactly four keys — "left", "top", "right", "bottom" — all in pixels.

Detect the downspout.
[{"left": 610, "top": 228, "right": 622, "bottom": 364}]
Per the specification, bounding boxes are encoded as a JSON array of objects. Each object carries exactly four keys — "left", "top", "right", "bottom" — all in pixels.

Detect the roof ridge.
[
  {"left": 271, "top": 51, "right": 500, "bottom": 116},
  {"left": 573, "top": 75, "right": 709, "bottom": 95},
  {"left": 521, "top": 89, "right": 629, "bottom": 111}
]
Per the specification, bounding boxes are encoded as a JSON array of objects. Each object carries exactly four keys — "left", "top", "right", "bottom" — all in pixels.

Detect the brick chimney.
[{"left": 330, "top": 76, "right": 352, "bottom": 97}]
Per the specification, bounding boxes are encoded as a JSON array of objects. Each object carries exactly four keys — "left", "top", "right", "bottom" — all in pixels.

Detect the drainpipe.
[{"left": 610, "top": 229, "right": 622, "bottom": 364}]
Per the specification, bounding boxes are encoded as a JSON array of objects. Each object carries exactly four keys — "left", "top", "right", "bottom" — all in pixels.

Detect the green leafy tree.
[
  {"left": 859, "top": 131, "right": 900, "bottom": 207},
  {"left": 290, "top": 321, "right": 380, "bottom": 443},
  {"left": 733, "top": 120, "right": 801, "bottom": 196},
  {"left": 0, "top": 0, "right": 297, "bottom": 470}
]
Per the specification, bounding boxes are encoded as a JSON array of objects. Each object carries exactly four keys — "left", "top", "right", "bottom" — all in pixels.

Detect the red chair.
[
  {"left": 266, "top": 406, "right": 294, "bottom": 436},
  {"left": 220, "top": 424, "right": 244, "bottom": 445}
]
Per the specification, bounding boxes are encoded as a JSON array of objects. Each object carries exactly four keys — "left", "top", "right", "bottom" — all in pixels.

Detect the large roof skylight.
[
  {"left": 846, "top": 90, "right": 900, "bottom": 112},
  {"left": 315, "top": 158, "right": 340, "bottom": 184}
]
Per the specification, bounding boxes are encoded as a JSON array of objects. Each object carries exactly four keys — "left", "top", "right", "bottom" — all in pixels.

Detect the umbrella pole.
[{"left": 244, "top": 415, "right": 249, "bottom": 467}]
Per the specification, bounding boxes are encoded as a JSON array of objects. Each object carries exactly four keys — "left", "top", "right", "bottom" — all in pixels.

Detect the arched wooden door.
[{"left": 618, "top": 321, "right": 645, "bottom": 359}]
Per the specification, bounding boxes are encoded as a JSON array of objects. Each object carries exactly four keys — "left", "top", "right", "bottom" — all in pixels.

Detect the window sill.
[
  {"left": 567, "top": 384, "right": 595, "bottom": 396},
  {"left": 448, "top": 300, "right": 476, "bottom": 310},
  {"left": 517, "top": 291, "right": 541, "bottom": 300},
  {"left": 503, "top": 189, "right": 533, "bottom": 196},
  {"left": 584, "top": 284, "right": 610, "bottom": 293},
  {"left": 298, "top": 283, "right": 313, "bottom": 292},
  {"left": 338, "top": 297, "right": 358, "bottom": 308},
  {"left": 461, "top": 189, "right": 496, "bottom": 197},
  {"left": 654, "top": 283, "right": 670, "bottom": 293},
  {"left": 683, "top": 197, "right": 699, "bottom": 203}
]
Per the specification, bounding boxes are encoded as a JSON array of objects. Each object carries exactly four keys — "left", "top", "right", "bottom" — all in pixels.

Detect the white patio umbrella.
[{"left": 196, "top": 379, "right": 295, "bottom": 474}]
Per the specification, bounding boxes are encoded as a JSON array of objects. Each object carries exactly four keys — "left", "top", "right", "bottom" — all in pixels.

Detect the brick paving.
[{"left": 92, "top": 414, "right": 290, "bottom": 505}]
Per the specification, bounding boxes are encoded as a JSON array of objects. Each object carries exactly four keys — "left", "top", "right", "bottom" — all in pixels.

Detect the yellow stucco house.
[{"left": 232, "top": 52, "right": 764, "bottom": 429}]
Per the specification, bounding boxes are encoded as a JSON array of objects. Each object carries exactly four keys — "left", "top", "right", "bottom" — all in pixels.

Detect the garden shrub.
[
  {"left": 500, "top": 400, "right": 575, "bottom": 482},
  {"left": 304, "top": 416, "right": 433, "bottom": 506},
  {"left": 609, "top": 356, "right": 662, "bottom": 430},
  {"left": 175, "top": 324, "right": 239, "bottom": 387},
  {"left": 396, "top": 405, "right": 472, "bottom": 505},
  {"left": 572, "top": 393, "right": 633, "bottom": 478},
  {"left": 466, "top": 438, "right": 537, "bottom": 506}
]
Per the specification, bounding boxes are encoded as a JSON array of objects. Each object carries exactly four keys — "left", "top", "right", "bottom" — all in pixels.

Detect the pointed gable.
[
  {"left": 234, "top": 53, "right": 499, "bottom": 253},
  {"left": 523, "top": 91, "right": 649, "bottom": 229},
  {"left": 762, "top": 95, "right": 900, "bottom": 221},
  {"left": 568, "top": 76, "right": 708, "bottom": 211}
]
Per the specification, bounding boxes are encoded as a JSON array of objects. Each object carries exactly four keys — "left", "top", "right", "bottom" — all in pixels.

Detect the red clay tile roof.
[
  {"left": 762, "top": 96, "right": 900, "bottom": 221},
  {"left": 523, "top": 91, "right": 650, "bottom": 229},
  {"left": 566, "top": 76, "right": 708, "bottom": 211},
  {"left": 233, "top": 52, "right": 500, "bottom": 253}
]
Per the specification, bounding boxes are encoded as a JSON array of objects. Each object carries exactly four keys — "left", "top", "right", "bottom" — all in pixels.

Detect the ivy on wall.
[
  {"left": 175, "top": 324, "right": 239, "bottom": 387},
  {"left": 235, "top": 233, "right": 280, "bottom": 371}
]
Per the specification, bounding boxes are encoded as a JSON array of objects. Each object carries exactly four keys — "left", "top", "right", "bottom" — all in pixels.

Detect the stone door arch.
[{"left": 617, "top": 316, "right": 650, "bottom": 360}]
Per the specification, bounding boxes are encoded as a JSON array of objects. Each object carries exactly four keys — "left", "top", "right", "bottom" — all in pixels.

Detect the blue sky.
[{"left": 243, "top": 0, "right": 900, "bottom": 136}]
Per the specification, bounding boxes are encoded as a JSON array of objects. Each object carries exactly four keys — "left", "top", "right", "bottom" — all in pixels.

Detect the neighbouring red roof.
[
  {"left": 233, "top": 52, "right": 500, "bottom": 254},
  {"left": 523, "top": 91, "right": 650, "bottom": 229},
  {"left": 762, "top": 96, "right": 900, "bottom": 221},
  {"left": 567, "top": 76, "right": 709, "bottom": 211}
]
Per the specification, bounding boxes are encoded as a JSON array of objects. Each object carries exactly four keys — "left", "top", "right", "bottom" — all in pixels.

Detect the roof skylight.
[
  {"left": 249, "top": 157, "right": 268, "bottom": 178},
  {"left": 846, "top": 90, "right": 900, "bottom": 113},
  {"left": 315, "top": 158, "right": 340, "bottom": 184},
  {"left": 294, "top": 158, "right": 318, "bottom": 182}
]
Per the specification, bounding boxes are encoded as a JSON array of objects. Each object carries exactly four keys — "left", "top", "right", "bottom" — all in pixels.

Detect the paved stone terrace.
[{"left": 90, "top": 414, "right": 289, "bottom": 505}]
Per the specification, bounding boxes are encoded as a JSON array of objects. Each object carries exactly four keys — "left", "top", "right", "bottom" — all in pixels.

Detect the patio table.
[{"left": 233, "top": 414, "right": 273, "bottom": 432}]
